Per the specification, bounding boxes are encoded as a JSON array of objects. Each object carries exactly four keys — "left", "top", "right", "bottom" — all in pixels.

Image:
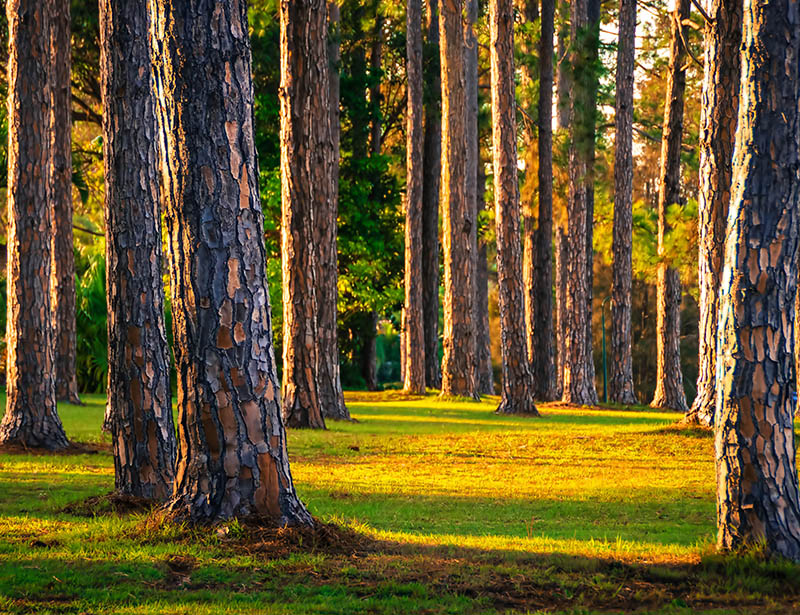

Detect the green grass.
[{"left": 1, "top": 391, "right": 799, "bottom": 614}]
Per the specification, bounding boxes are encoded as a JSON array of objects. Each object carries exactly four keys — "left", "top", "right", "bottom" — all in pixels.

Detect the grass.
[{"left": 1, "top": 390, "right": 799, "bottom": 613}]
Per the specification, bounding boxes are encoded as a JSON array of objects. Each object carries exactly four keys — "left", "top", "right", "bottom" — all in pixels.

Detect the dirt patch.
[
  {"left": 62, "top": 492, "right": 155, "bottom": 517},
  {"left": 0, "top": 441, "right": 108, "bottom": 456}
]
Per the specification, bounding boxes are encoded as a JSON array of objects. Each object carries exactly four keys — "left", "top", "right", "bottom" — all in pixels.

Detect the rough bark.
[
  {"left": 148, "top": 0, "right": 313, "bottom": 524},
  {"left": 316, "top": 0, "right": 349, "bottom": 421},
  {"left": 0, "top": 0, "right": 69, "bottom": 450},
  {"left": 532, "top": 0, "right": 558, "bottom": 401},
  {"left": 278, "top": 0, "right": 332, "bottom": 430},
  {"left": 609, "top": 0, "right": 638, "bottom": 405},
  {"left": 687, "top": 0, "right": 742, "bottom": 426},
  {"left": 651, "top": 0, "right": 689, "bottom": 412},
  {"left": 715, "top": 0, "right": 800, "bottom": 560},
  {"left": 439, "top": 0, "right": 478, "bottom": 399},
  {"left": 562, "top": 0, "right": 598, "bottom": 406},
  {"left": 404, "top": 0, "right": 426, "bottom": 394},
  {"left": 476, "top": 151, "right": 495, "bottom": 396},
  {"left": 100, "top": 0, "right": 175, "bottom": 499},
  {"left": 490, "top": 0, "right": 538, "bottom": 416},
  {"left": 555, "top": 227, "right": 566, "bottom": 396},
  {"left": 50, "top": 0, "right": 80, "bottom": 405},
  {"left": 422, "top": 0, "right": 442, "bottom": 389}
]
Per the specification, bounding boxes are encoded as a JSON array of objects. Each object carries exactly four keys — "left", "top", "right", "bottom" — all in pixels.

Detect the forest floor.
[{"left": 1, "top": 390, "right": 799, "bottom": 614}]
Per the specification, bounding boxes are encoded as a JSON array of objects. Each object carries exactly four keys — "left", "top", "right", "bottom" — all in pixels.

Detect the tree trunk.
[
  {"left": 148, "top": 0, "right": 313, "bottom": 524},
  {"left": 404, "top": 0, "right": 426, "bottom": 394},
  {"left": 278, "top": 0, "right": 333, "bottom": 430},
  {"left": 475, "top": 151, "right": 495, "bottom": 396},
  {"left": 422, "top": 0, "right": 442, "bottom": 390},
  {"left": 533, "top": 0, "right": 557, "bottom": 401},
  {"left": 490, "top": 0, "right": 538, "bottom": 416},
  {"left": 370, "top": 15, "right": 383, "bottom": 156},
  {"left": 688, "top": 0, "right": 742, "bottom": 426},
  {"left": 555, "top": 227, "right": 566, "bottom": 396},
  {"left": 609, "top": 0, "right": 638, "bottom": 405},
  {"left": 715, "top": 0, "right": 800, "bottom": 560},
  {"left": 0, "top": 1, "right": 68, "bottom": 450},
  {"left": 439, "top": 0, "right": 478, "bottom": 399},
  {"left": 562, "top": 0, "right": 598, "bottom": 406},
  {"left": 361, "top": 311, "right": 378, "bottom": 391},
  {"left": 50, "top": 0, "right": 80, "bottom": 405},
  {"left": 100, "top": 0, "right": 175, "bottom": 499},
  {"left": 316, "top": 0, "right": 349, "bottom": 421},
  {"left": 651, "top": 0, "right": 689, "bottom": 413}
]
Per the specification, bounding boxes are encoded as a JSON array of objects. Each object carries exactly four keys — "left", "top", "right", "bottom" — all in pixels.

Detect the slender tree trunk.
[
  {"left": 532, "top": 0, "right": 557, "bottom": 401},
  {"left": 439, "top": 0, "right": 478, "bottom": 399},
  {"left": 476, "top": 150, "right": 495, "bottom": 396},
  {"left": 688, "top": 0, "right": 742, "bottom": 426},
  {"left": 715, "top": 0, "right": 800, "bottom": 560},
  {"left": 0, "top": 0, "right": 68, "bottom": 450},
  {"left": 465, "top": 0, "right": 480, "bottom": 393},
  {"left": 50, "top": 0, "right": 80, "bottom": 405},
  {"left": 278, "top": 0, "right": 333, "bottom": 430},
  {"left": 562, "top": 0, "right": 598, "bottom": 406},
  {"left": 100, "top": 0, "right": 175, "bottom": 499},
  {"left": 370, "top": 15, "right": 383, "bottom": 156},
  {"left": 609, "top": 0, "right": 638, "bottom": 405},
  {"left": 555, "top": 227, "right": 566, "bottom": 396},
  {"left": 422, "top": 0, "right": 442, "bottom": 389},
  {"left": 316, "top": 0, "right": 349, "bottom": 421},
  {"left": 404, "top": 0, "right": 426, "bottom": 394},
  {"left": 651, "top": 0, "right": 689, "bottom": 412},
  {"left": 361, "top": 311, "right": 378, "bottom": 391},
  {"left": 490, "top": 0, "right": 538, "bottom": 415},
  {"left": 148, "top": 0, "right": 314, "bottom": 524}
]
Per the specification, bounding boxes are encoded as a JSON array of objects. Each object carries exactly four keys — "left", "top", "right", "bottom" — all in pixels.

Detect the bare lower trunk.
[
  {"left": 100, "top": 0, "right": 175, "bottom": 499},
  {"left": 149, "top": 0, "right": 313, "bottom": 524},
  {"left": 475, "top": 154, "right": 494, "bottom": 396},
  {"left": 0, "top": 0, "right": 68, "bottom": 450},
  {"left": 715, "top": 0, "right": 800, "bottom": 560},
  {"left": 555, "top": 227, "right": 566, "bottom": 396},
  {"left": 361, "top": 311, "right": 378, "bottom": 391}
]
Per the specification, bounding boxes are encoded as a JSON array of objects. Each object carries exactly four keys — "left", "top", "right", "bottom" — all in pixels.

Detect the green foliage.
[{"left": 74, "top": 253, "right": 108, "bottom": 393}]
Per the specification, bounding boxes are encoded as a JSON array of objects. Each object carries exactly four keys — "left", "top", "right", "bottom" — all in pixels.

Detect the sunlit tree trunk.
[
  {"left": 490, "top": 0, "right": 537, "bottom": 415},
  {"left": 439, "top": 0, "right": 478, "bottom": 399},
  {"left": 715, "top": 0, "right": 800, "bottom": 560},
  {"left": 688, "top": 0, "right": 742, "bottom": 426},
  {"left": 0, "top": 1, "right": 68, "bottom": 450},
  {"left": 476, "top": 150, "right": 495, "bottom": 396},
  {"left": 609, "top": 0, "right": 638, "bottom": 405},
  {"left": 404, "top": 0, "right": 426, "bottom": 394},
  {"left": 100, "top": 0, "right": 175, "bottom": 499},
  {"left": 50, "top": 0, "right": 80, "bottom": 405},
  {"left": 422, "top": 0, "right": 442, "bottom": 389},
  {"left": 651, "top": 0, "right": 689, "bottom": 412},
  {"left": 148, "top": 0, "right": 313, "bottom": 523}
]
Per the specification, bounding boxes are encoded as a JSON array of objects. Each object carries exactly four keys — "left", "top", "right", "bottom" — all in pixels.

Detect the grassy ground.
[{"left": 1, "top": 391, "right": 799, "bottom": 614}]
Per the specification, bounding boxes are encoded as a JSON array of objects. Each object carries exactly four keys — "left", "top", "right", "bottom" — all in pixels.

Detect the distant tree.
[
  {"left": 609, "top": 0, "right": 638, "bottom": 405},
  {"left": 475, "top": 146, "right": 495, "bottom": 396},
  {"left": 490, "top": 0, "right": 537, "bottom": 415},
  {"left": 422, "top": 0, "right": 442, "bottom": 390},
  {"left": 279, "top": 0, "right": 332, "bottom": 429},
  {"left": 440, "top": 0, "right": 478, "bottom": 399},
  {"left": 50, "top": 0, "right": 81, "bottom": 404},
  {"left": 651, "top": 0, "right": 690, "bottom": 412},
  {"left": 403, "top": 0, "right": 426, "bottom": 394},
  {"left": 0, "top": 1, "right": 69, "bottom": 450},
  {"left": 148, "top": 0, "right": 313, "bottom": 523},
  {"left": 715, "top": 0, "right": 800, "bottom": 560},
  {"left": 688, "top": 0, "right": 742, "bottom": 426},
  {"left": 99, "top": 0, "right": 175, "bottom": 499}
]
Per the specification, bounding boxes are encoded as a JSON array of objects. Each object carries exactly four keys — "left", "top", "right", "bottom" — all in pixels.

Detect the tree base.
[
  {"left": 495, "top": 396, "right": 539, "bottom": 416},
  {"left": 0, "top": 414, "right": 69, "bottom": 451}
]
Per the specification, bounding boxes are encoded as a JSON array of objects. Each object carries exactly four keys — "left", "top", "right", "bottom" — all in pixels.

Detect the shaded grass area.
[{"left": 0, "top": 391, "right": 799, "bottom": 613}]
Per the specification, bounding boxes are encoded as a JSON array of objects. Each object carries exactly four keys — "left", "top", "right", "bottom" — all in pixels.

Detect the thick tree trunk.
[
  {"left": 532, "top": 0, "right": 557, "bottom": 401},
  {"left": 609, "top": 0, "right": 638, "bottom": 405},
  {"left": 50, "top": 0, "right": 80, "bottom": 405},
  {"left": 562, "top": 0, "right": 598, "bottom": 406},
  {"left": 100, "top": 0, "right": 175, "bottom": 499},
  {"left": 439, "top": 0, "right": 478, "bottom": 399},
  {"left": 688, "top": 0, "right": 742, "bottom": 426},
  {"left": 316, "top": 0, "right": 349, "bottom": 421},
  {"left": 0, "top": 1, "right": 68, "bottom": 450},
  {"left": 651, "top": 0, "right": 689, "bottom": 412},
  {"left": 715, "top": 0, "right": 800, "bottom": 560},
  {"left": 422, "top": 0, "right": 442, "bottom": 390},
  {"left": 148, "top": 0, "right": 313, "bottom": 524},
  {"left": 404, "top": 0, "right": 426, "bottom": 394},
  {"left": 475, "top": 151, "right": 494, "bottom": 396},
  {"left": 278, "top": 0, "right": 333, "bottom": 430},
  {"left": 490, "top": 0, "right": 538, "bottom": 416}
]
